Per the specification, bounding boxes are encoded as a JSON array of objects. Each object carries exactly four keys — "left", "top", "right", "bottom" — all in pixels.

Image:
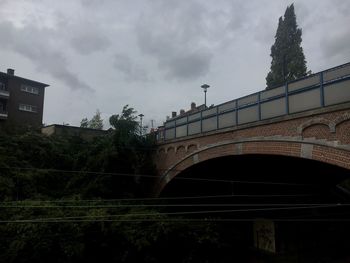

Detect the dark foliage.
[
  {"left": 266, "top": 4, "right": 307, "bottom": 89},
  {"left": 0, "top": 106, "right": 222, "bottom": 262}
]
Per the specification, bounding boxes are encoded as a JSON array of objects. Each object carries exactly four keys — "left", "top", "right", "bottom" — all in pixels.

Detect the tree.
[
  {"left": 0, "top": 112, "right": 223, "bottom": 263},
  {"left": 80, "top": 117, "right": 89, "bottom": 128},
  {"left": 109, "top": 105, "right": 139, "bottom": 136},
  {"left": 266, "top": 4, "right": 307, "bottom": 89},
  {"left": 80, "top": 109, "right": 104, "bottom": 130},
  {"left": 89, "top": 109, "right": 104, "bottom": 130}
]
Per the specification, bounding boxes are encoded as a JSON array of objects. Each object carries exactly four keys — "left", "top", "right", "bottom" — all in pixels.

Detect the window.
[
  {"left": 21, "top": 85, "right": 39, "bottom": 95},
  {"left": 19, "top": 104, "right": 37, "bottom": 113},
  {"left": 0, "top": 82, "right": 5, "bottom": 91}
]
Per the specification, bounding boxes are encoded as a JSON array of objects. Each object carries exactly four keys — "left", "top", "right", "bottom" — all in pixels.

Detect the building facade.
[
  {"left": 42, "top": 124, "right": 109, "bottom": 140},
  {"left": 0, "top": 68, "right": 49, "bottom": 128}
]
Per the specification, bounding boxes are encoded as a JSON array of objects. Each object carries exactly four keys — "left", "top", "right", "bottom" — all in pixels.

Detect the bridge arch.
[
  {"left": 334, "top": 112, "right": 350, "bottom": 128},
  {"left": 297, "top": 117, "right": 335, "bottom": 135},
  {"left": 156, "top": 137, "right": 350, "bottom": 195}
]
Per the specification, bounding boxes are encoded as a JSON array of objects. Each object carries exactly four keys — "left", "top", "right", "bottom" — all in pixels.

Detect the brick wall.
[{"left": 154, "top": 107, "right": 350, "bottom": 194}]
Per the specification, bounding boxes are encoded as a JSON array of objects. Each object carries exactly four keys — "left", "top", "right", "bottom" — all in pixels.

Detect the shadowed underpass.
[
  {"left": 159, "top": 154, "right": 350, "bottom": 262},
  {"left": 161, "top": 154, "right": 349, "bottom": 199}
]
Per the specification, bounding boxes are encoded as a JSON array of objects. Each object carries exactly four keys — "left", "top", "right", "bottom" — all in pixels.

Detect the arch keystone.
[
  {"left": 301, "top": 144, "right": 313, "bottom": 159},
  {"left": 193, "top": 154, "right": 199, "bottom": 164}
]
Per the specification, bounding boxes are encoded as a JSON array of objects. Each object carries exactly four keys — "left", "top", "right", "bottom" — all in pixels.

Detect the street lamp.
[
  {"left": 138, "top": 114, "right": 144, "bottom": 135},
  {"left": 201, "top": 84, "right": 210, "bottom": 108}
]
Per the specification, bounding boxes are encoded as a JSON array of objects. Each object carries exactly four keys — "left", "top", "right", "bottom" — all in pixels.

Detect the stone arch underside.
[{"left": 155, "top": 138, "right": 350, "bottom": 195}]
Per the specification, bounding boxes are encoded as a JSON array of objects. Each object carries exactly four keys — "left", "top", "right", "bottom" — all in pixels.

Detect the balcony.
[
  {"left": 0, "top": 86, "right": 9, "bottom": 99},
  {"left": 0, "top": 110, "right": 8, "bottom": 119}
]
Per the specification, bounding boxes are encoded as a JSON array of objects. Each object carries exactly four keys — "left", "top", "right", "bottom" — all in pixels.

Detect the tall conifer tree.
[{"left": 266, "top": 4, "right": 307, "bottom": 89}]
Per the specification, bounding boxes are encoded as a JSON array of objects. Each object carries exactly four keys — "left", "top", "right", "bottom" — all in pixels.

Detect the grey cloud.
[
  {"left": 45, "top": 63, "right": 92, "bottom": 92},
  {"left": 161, "top": 51, "right": 212, "bottom": 80},
  {"left": 80, "top": 0, "right": 110, "bottom": 7},
  {"left": 0, "top": 21, "right": 93, "bottom": 92},
  {"left": 133, "top": 0, "right": 251, "bottom": 81},
  {"left": 113, "top": 53, "right": 149, "bottom": 82},
  {"left": 319, "top": 2, "right": 350, "bottom": 61},
  {"left": 137, "top": 25, "right": 212, "bottom": 80},
  {"left": 253, "top": 17, "right": 275, "bottom": 45},
  {"left": 321, "top": 31, "right": 350, "bottom": 60},
  {"left": 135, "top": 1, "right": 214, "bottom": 80},
  {"left": 68, "top": 22, "right": 111, "bottom": 55},
  {"left": 334, "top": 0, "right": 350, "bottom": 15},
  {"left": 70, "top": 32, "right": 110, "bottom": 55},
  {"left": 227, "top": 1, "right": 250, "bottom": 31},
  {"left": 52, "top": 8, "right": 111, "bottom": 55},
  {"left": 0, "top": 0, "right": 9, "bottom": 7}
]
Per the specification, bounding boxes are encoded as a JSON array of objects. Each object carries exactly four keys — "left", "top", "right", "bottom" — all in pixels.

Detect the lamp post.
[
  {"left": 201, "top": 84, "right": 210, "bottom": 108},
  {"left": 138, "top": 114, "right": 144, "bottom": 135}
]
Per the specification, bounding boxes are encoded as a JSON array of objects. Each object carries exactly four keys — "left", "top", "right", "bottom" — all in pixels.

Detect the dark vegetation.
[
  {"left": 1, "top": 105, "right": 349, "bottom": 262},
  {"left": 0, "top": 105, "right": 230, "bottom": 263}
]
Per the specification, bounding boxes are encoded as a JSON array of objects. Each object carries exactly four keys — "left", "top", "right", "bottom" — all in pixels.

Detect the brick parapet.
[{"left": 154, "top": 108, "right": 350, "bottom": 195}]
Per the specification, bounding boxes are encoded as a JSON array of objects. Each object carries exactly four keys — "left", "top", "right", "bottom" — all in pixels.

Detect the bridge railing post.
[
  {"left": 186, "top": 115, "right": 189, "bottom": 136},
  {"left": 216, "top": 106, "right": 219, "bottom": 130},
  {"left": 200, "top": 110, "right": 203, "bottom": 133},
  {"left": 258, "top": 92, "right": 262, "bottom": 121},
  {"left": 285, "top": 82, "right": 289, "bottom": 115},
  {"left": 320, "top": 72, "right": 325, "bottom": 107},
  {"left": 235, "top": 100, "right": 238, "bottom": 126}
]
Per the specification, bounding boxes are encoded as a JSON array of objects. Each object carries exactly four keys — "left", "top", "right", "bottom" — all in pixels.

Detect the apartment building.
[{"left": 0, "top": 68, "right": 49, "bottom": 128}]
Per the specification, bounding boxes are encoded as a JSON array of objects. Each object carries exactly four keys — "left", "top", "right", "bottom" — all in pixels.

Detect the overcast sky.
[{"left": 0, "top": 0, "right": 349, "bottom": 129}]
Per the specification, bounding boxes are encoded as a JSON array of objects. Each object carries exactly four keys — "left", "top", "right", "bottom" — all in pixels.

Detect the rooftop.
[{"left": 0, "top": 68, "right": 49, "bottom": 87}]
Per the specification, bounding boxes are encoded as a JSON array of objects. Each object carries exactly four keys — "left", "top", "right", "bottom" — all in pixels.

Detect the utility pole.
[{"left": 138, "top": 114, "right": 144, "bottom": 135}]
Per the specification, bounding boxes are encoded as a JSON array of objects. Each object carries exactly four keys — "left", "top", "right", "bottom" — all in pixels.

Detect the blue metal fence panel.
[{"left": 161, "top": 62, "right": 350, "bottom": 141}]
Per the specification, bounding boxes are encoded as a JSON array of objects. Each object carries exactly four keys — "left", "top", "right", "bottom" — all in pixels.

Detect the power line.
[
  {"left": 0, "top": 194, "right": 317, "bottom": 204},
  {"left": 0, "top": 204, "right": 344, "bottom": 223},
  {"left": 1, "top": 203, "right": 346, "bottom": 208},
  {"left": 0, "top": 166, "right": 315, "bottom": 186},
  {"left": 2, "top": 218, "right": 350, "bottom": 223}
]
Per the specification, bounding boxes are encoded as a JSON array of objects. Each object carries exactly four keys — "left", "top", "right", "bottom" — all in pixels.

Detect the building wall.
[
  {"left": 42, "top": 124, "right": 109, "bottom": 140},
  {"left": 7, "top": 78, "right": 46, "bottom": 127},
  {"left": 0, "top": 71, "right": 48, "bottom": 128}
]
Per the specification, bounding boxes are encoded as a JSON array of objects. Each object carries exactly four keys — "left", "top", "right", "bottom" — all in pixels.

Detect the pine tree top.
[{"left": 266, "top": 4, "right": 307, "bottom": 89}]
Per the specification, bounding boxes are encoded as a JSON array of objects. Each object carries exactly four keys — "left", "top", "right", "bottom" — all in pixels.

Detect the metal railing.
[
  {"left": 0, "top": 83, "right": 9, "bottom": 98},
  {"left": 160, "top": 62, "right": 350, "bottom": 141},
  {"left": 0, "top": 109, "right": 8, "bottom": 118}
]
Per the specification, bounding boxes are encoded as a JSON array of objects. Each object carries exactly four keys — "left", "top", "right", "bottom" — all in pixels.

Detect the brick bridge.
[{"left": 154, "top": 63, "right": 350, "bottom": 195}]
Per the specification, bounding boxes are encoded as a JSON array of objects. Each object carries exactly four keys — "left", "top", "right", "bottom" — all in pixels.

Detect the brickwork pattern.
[
  {"left": 337, "top": 121, "right": 350, "bottom": 145},
  {"left": 154, "top": 108, "right": 350, "bottom": 194},
  {"left": 302, "top": 124, "right": 336, "bottom": 141}
]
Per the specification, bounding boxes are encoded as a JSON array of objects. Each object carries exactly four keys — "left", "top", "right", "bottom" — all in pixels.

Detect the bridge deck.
[{"left": 159, "top": 62, "right": 350, "bottom": 142}]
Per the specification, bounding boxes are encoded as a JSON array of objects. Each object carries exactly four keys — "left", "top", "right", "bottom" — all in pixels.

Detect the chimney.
[
  {"left": 171, "top": 111, "right": 177, "bottom": 118},
  {"left": 191, "top": 102, "right": 196, "bottom": 110},
  {"left": 7, "top": 68, "right": 14, "bottom": 75},
  {"left": 180, "top": 109, "right": 185, "bottom": 115}
]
